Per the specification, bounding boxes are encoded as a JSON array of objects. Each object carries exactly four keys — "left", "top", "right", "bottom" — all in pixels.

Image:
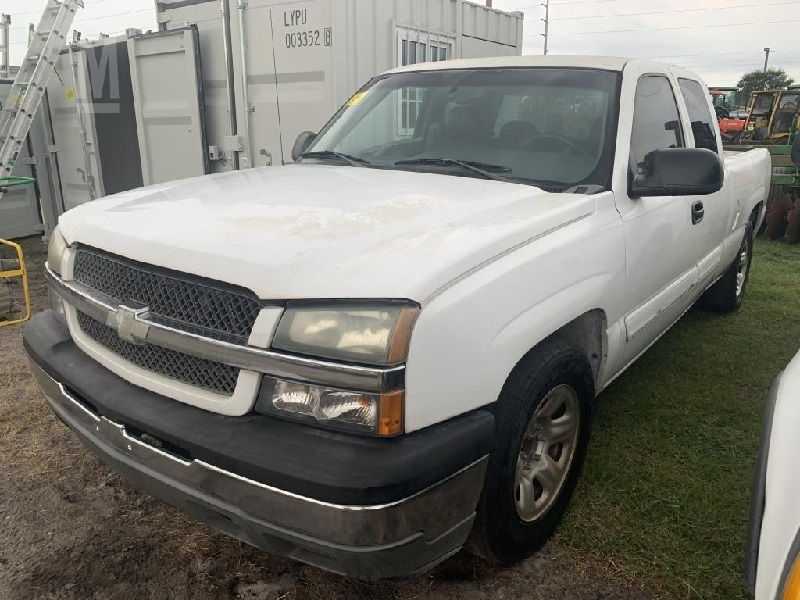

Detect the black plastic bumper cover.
[{"left": 24, "top": 311, "right": 494, "bottom": 505}]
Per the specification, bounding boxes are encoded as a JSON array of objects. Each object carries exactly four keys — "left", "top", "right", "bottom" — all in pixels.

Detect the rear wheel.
[
  {"left": 468, "top": 340, "right": 593, "bottom": 564},
  {"left": 699, "top": 223, "right": 753, "bottom": 313}
]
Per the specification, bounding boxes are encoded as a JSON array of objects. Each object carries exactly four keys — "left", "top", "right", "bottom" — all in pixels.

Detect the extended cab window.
[
  {"left": 679, "top": 78, "right": 719, "bottom": 153},
  {"left": 629, "top": 75, "right": 684, "bottom": 179}
]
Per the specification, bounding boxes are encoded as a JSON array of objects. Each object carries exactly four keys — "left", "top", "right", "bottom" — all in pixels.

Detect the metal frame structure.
[{"left": 0, "top": 238, "right": 31, "bottom": 328}]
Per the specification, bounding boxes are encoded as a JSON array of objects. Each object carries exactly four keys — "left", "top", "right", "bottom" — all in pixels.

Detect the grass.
[{"left": 558, "top": 239, "right": 800, "bottom": 599}]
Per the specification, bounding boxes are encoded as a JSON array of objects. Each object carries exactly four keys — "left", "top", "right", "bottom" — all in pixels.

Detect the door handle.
[{"left": 692, "top": 201, "right": 705, "bottom": 225}]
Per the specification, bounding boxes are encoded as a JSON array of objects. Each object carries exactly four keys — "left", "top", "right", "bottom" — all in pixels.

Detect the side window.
[
  {"left": 678, "top": 78, "right": 719, "bottom": 153},
  {"left": 397, "top": 31, "right": 453, "bottom": 136},
  {"left": 629, "top": 75, "right": 684, "bottom": 177}
]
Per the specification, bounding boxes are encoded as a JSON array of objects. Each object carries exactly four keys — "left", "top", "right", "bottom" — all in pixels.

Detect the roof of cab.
[{"left": 387, "top": 55, "right": 631, "bottom": 75}]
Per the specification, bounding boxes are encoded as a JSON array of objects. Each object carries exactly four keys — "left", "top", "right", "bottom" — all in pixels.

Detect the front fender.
[
  {"left": 490, "top": 273, "right": 614, "bottom": 368},
  {"left": 404, "top": 207, "right": 625, "bottom": 432}
]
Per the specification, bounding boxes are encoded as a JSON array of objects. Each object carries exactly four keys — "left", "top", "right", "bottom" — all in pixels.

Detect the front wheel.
[
  {"left": 468, "top": 340, "right": 593, "bottom": 564},
  {"left": 698, "top": 223, "right": 753, "bottom": 313}
]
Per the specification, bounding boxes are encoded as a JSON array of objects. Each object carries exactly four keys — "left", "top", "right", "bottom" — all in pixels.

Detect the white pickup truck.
[{"left": 26, "top": 56, "right": 771, "bottom": 579}]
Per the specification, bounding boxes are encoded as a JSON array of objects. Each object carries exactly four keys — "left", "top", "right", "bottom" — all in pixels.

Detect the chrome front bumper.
[{"left": 28, "top": 357, "right": 488, "bottom": 579}]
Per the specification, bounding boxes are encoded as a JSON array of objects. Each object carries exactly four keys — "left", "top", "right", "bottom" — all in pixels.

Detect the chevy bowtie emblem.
[{"left": 106, "top": 305, "right": 151, "bottom": 345}]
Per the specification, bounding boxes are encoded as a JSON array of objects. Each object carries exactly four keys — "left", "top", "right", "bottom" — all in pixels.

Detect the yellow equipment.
[{"left": 0, "top": 238, "right": 31, "bottom": 328}]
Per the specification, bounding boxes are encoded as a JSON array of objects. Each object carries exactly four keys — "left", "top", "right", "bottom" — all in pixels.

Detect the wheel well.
[
  {"left": 546, "top": 310, "right": 606, "bottom": 389},
  {"left": 750, "top": 202, "right": 764, "bottom": 232}
]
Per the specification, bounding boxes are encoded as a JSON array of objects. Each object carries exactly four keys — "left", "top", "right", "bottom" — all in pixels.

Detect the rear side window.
[
  {"left": 679, "top": 78, "right": 719, "bottom": 153},
  {"left": 629, "top": 75, "right": 684, "bottom": 176}
]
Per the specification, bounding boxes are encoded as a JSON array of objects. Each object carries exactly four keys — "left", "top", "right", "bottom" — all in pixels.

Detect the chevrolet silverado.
[{"left": 25, "top": 56, "right": 771, "bottom": 579}]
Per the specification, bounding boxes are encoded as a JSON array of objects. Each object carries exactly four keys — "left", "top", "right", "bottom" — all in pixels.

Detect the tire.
[
  {"left": 698, "top": 223, "right": 753, "bottom": 313},
  {"left": 467, "top": 339, "right": 594, "bottom": 564}
]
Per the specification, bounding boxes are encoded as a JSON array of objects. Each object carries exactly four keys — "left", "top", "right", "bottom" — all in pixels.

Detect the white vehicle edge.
[{"left": 747, "top": 136, "right": 800, "bottom": 600}]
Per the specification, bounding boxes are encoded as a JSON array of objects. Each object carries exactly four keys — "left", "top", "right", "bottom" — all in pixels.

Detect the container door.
[
  {"left": 243, "top": 0, "right": 334, "bottom": 165},
  {"left": 47, "top": 49, "right": 105, "bottom": 211},
  {"left": 233, "top": 0, "right": 282, "bottom": 168},
  {"left": 127, "top": 28, "right": 209, "bottom": 185},
  {"left": 87, "top": 41, "right": 143, "bottom": 196},
  {"left": 0, "top": 81, "right": 43, "bottom": 238},
  {"left": 270, "top": 1, "right": 335, "bottom": 161}
]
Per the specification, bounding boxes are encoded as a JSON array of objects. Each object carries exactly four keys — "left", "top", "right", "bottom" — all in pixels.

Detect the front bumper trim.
[{"left": 28, "top": 356, "right": 488, "bottom": 579}]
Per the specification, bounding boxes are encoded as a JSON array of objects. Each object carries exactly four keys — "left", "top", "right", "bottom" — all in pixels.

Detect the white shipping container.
[
  {"left": 0, "top": 78, "right": 60, "bottom": 239},
  {"left": 156, "top": 0, "right": 523, "bottom": 172}
]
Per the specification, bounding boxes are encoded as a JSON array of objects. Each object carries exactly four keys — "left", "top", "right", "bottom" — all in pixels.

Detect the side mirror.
[
  {"left": 792, "top": 136, "right": 800, "bottom": 167},
  {"left": 630, "top": 148, "right": 723, "bottom": 198},
  {"left": 291, "top": 131, "right": 317, "bottom": 162}
]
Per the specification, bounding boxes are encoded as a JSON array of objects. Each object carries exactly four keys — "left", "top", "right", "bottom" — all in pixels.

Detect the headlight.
[
  {"left": 47, "top": 227, "right": 68, "bottom": 276},
  {"left": 272, "top": 303, "right": 419, "bottom": 366},
  {"left": 255, "top": 377, "right": 404, "bottom": 437}
]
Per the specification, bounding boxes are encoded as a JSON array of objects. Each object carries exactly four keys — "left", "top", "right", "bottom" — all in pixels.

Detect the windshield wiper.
[
  {"left": 301, "top": 150, "right": 372, "bottom": 167},
  {"left": 394, "top": 158, "right": 513, "bottom": 182}
]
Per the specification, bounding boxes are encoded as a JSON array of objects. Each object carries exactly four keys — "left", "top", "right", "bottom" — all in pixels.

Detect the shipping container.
[
  {"left": 46, "top": 34, "right": 144, "bottom": 213},
  {"left": 0, "top": 78, "right": 60, "bottom": 239}
]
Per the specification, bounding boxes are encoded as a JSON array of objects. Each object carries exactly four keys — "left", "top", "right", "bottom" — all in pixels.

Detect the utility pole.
[
  {"left": 762, "top": 48, "right": 772, "bottom": 90},
  {"left": 541, "top": 0, "right": 550, "bottom": 55},
  {"left": 0, "top": 15, "right": 10, "bottom": 80}
]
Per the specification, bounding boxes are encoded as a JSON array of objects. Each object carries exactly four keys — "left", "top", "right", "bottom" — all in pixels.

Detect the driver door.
[{"left": 612, "top": 69, "right": 702, "bottom": 369}]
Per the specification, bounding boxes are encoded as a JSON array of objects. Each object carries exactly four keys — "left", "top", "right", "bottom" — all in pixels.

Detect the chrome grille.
[
  {"left": 77, "top": 311, "right": 240, "bottom": 395},
  {"left": 72, "top": 246, "right": 261, "bottom": 397},
  {"left": 73, "top": 246, "right": 261, "bottom": 344}
]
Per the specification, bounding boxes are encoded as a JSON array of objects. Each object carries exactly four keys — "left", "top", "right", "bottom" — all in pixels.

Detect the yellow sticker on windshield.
[
  {"left": 347, "top": 90, "right": 369, "bottom": 107},
  {"left": 65, "top": 87, "right": 77, "bottom": 102}
]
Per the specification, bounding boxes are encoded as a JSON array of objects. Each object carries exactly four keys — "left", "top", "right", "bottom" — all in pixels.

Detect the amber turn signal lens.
[
  {"left": 378, "top": 390, "right": 405, "bottom": 437},
  {"left": 784, "top": 554, "right": 800, "bottom": 600}
]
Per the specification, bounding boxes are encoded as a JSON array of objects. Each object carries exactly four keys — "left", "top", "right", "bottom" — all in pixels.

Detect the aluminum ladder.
[{"left": 0, "top": 0, "right": 83, "bottom": 195}]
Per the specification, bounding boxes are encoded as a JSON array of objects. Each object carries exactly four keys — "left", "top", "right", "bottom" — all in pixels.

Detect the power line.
[
  {"left": 525, "top": 16, "right": 800, "bottom": 36},
  {"left": 550, "top": 0, "right": 800, "bottom": 21},
  {"left": 5, "top": 0, "right": 147, "bottom": 23},
  {"left": 550, "top": 0, "right": 618, "bottom": 5},
  {"left": 73, "top": 7, "right": 153, "bottom": 23},
  {"left": 6, "top": 6, "right": 152, "bottom": 32},
  {"left": 651, "top": 49, "right": 772, "bottom": 60}
]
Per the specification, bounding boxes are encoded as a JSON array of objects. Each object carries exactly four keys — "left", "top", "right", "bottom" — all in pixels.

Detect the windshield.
[
  {"left": 306, "top": 68, "right": 621, "bottom": 191},
  {"left": 751, "top": 93, "right": 775, "bottom": 116}
]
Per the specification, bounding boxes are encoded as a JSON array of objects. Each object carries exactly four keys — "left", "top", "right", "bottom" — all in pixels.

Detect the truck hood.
[{"left": 59, "top": 165, "right": 595, "bottom": 302}]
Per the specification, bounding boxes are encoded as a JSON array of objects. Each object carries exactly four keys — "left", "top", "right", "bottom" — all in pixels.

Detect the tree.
[{"left": 736, "top": 68, "right": 795, "bottom": 105}]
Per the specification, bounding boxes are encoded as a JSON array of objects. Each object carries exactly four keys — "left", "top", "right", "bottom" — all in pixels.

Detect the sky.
[{"left": 3, "top": 0, "right": 800, "bottom": 86}]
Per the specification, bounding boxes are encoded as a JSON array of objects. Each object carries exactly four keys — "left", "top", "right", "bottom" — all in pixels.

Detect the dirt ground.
[{"left": 0, "top": 238, "right": 654, "bottom": 600}]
